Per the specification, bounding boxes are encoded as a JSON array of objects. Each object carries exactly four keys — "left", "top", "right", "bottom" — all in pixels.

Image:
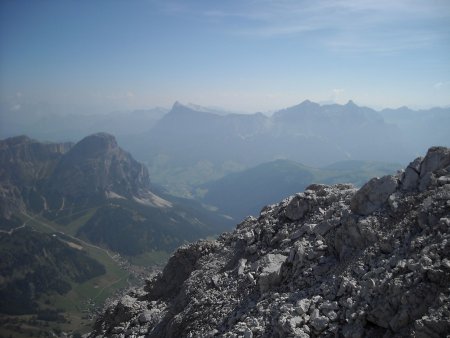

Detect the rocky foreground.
[{"left": 91, "top": 147, "right": 450, "bottom": 338}]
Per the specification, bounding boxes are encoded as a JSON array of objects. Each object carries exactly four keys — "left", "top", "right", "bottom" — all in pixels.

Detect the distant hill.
[{"left": 199, "top": 159, "right": 402, "bottom": 221}]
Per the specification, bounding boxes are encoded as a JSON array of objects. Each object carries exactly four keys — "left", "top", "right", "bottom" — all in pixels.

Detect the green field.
[{"left": 0, "top": 212, "right": 131, "bottom": 337}]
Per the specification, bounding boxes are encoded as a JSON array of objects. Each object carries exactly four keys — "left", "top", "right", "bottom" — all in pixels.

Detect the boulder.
[
  {"left": 257, "top": 253, "right": 287, "bottom": 293},
  {"left": 350, "top": 175, "right": 398, "bottom": 215},
  {"left": 419, "top": 146, "right": 450, "bottom": 178},
  {"left": 285, "top": 194, "right": 309, "bottom": 221},
  {"left": 400, "top": 157, "right": 422, "bottom": 191}
]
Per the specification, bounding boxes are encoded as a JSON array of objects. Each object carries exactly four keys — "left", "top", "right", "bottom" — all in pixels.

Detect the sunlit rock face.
[{"left": 92, "top": 147, "right": 450, "bottom": 338}]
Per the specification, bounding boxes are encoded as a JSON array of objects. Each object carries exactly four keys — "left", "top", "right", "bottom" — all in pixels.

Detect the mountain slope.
[
  {"left": 47, "top": 132, "right": 152, "bottom": 207},
  {"left": 91, "top": 146, "right": 450, "bottom": 337},
  {"left": 0, "top": 228, "right": 105, "bottom": 315},
  {"left": 0, "top": 133, "right": 230, "bottom": 258},
  {"left": 380, "top": 106, "right": 450, "bottom": 155},
  {"left": 199, "top": 159, "right": 401, "bottom": 221},
  {"left": 0, "top": 132, "right": 232, "bottom": 336},
  {"left": 127, "top": 100, "right": 417, "bottom": 197},
  {"left": 0, "top": 136, "right": 73, "bottom": 226}
]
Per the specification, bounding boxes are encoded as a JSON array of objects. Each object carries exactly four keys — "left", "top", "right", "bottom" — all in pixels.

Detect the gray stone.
[
  {"left": 311, "top": 315, "right": 329, "bottom": 332},
  {"left": 350, "top": 175, "right": 398, "bottom": 215},
  {"left": 138, "top": 311, "right": 151, "bottom": 324},
  {"left": 257, "top": 253, "right": 287, "bottom": 293},
  {"left": 285, "top": 195, "right": 309, "bottom": 221},
  {"left": 89, "top": 148, "right": 450, "bottom": 338},
  {"left": 296, "top": 298, "right": 311, "bottom": 315},
  {"left": 420, "top": 146, "right": 450, "bottom": 178},
  {"left": 313, "top": 220, "right": 334, "bottom": 236},
  {"left": 243, "top": 328, "right": 253, "bottom": 338},
  {"left": 400, "top": 157, "right": 422, "bottom": 191},
  {"left": 326, "top": 310, "right": 338, "bottom": 321},
  {"left": 237, "top": 258, "right": 247, "bottom": 276}
]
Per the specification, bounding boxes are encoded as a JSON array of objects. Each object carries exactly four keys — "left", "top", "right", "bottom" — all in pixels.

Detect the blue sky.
[{"left": 1, "top": 0, "right": 449, "bottom": 113}]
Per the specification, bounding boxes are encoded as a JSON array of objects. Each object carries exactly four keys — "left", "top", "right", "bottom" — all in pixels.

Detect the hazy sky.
[{"left": 1, "top": 0, "right": 450, "bottom": 113}]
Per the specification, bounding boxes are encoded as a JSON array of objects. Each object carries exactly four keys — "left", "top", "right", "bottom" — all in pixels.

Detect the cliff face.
[
  {"left": 0, "top": 136, "right": 72, "bottom": 219},
  {"left": 0, "top": 133, "right": 155, "bottom": 219},
  {"left": 49, "top": 132, "right": 151, "bottom": 202},
  {"left": 0, "top": 135, "right": 72, "bottom": 185},
  {"left": 92, "top": 147, "right": 450, "bottom": 338}
]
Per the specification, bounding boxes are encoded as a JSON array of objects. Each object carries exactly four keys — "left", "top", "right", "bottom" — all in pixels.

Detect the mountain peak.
[
  {"left": 299, "top": 99, "right": 317, "bottom": 107},
  {"left": 82, "top": 132, "right": 117, "bottom": 146},
  {"left": 49, "top": 132, "right": 151, "bottom": 201},
  {"left": 74, "top": 133, "right": 118, "bottom": 157},
  {"left": 172, "top": 101, "right": 184, "bottom": 109},
  {"left": 1, "top": 135, "right": 33, "bottom": 147}
]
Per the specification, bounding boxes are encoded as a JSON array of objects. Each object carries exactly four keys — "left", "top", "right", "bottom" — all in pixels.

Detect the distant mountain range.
[
  {"left": 2, "top": 99, "right": 448, "bottom": 219},
  {"left": 380, "top": 106, "right": 450, "bottom": 155},
  {"left": 0, "top": 105, "right": 167, "bottom": 141},
  {"left": 120, "top": 100, "right": 448, "bottom": 196},
  {"left": 2, "top": 100, "right": 448, "bottom": 198}
]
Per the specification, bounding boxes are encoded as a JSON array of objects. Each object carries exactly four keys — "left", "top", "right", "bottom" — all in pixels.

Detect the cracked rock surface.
[{"left": 90, "top": 147, "right": 450, "bottom": 338}]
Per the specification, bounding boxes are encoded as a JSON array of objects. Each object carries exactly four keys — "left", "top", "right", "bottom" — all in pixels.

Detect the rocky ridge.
[
  {"left": 91, "top": 147, "right": 450, "bottom": 337},
  {"left": 0, "top": 133, "right": 168, "bottom": 223},
  {"left": 0, "top": 135, "right": 72, "bottom": 220}
]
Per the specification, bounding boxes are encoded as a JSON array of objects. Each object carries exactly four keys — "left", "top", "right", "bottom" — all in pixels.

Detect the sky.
[{"left": 1, "top": 0, "right": 450, "bottom": 114}]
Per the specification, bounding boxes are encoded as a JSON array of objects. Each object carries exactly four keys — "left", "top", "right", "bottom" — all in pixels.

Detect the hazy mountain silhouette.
[
  {"left": 123, "top": 100, "right": 418, "bottom": 196},
  {"left": 199, "top": 159, "right": 401, "bottom": 221}
]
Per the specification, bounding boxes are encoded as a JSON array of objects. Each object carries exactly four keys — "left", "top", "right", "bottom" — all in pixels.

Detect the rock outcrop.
[
  {"left": 0, "top": 135, "right": 72, "bottom": 220},
  {"left": 49, "top": 132, "right": 152, "bottom": 202},
  {"left": 91, "top": 147, "right": 450, "bottom": 338}
]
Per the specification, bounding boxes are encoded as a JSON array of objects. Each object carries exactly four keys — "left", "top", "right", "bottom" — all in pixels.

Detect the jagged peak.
[
  {"left": 172, "top": 101, "right": 184, "bottom": 109},
  {"left": 345, "top": 99, "right": 356, "bottom": 106},
  {"left": 298, "top": 99, "right": 319, "bottom": 107}
]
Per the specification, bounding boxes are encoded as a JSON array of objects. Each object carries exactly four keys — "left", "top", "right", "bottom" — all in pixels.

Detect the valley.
[
  {"left": 0, "top": 133, "right": 228, "bottom": 337},
  {"left": 0, "top": 100, "right": 449, "bottom": 337},
  {"left": 2, "top": 1, "right": 449, "bottom": 336}
]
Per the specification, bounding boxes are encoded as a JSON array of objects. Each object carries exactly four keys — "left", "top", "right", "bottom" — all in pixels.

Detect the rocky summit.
[
  {"left": 91, "top": 147, "right": 450, "bottom": 338},
  {"left": 49, "top": 132, "right": 151, "bottom": 201}
]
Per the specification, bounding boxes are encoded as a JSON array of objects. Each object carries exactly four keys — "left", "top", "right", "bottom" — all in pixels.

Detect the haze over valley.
[{"left": 1, "top": 0, "right": 449, "bottom": 337}]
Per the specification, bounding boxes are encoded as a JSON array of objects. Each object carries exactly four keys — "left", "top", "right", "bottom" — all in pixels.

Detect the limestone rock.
[
  {"left": 257, "top": 253, "right": 287, "bottom": 293},
  {"left": 90, "top": 147, "right": 450, "bottom": 338},
  {"left": 420, "top": 146, "right": 450, "bottom": 178},
  {"left": 350, "top": 175, "right": 398, "bottom": 215},
  {"left": 400, "top": 157, "right": 422, "bottom": 191},
  {"left": 285, "top": 194, "right": 310, "bottom": 220}
]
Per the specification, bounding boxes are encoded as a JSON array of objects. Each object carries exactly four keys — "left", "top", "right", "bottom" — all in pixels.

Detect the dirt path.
[{"left": 22, "top": 211, "right": 115, "bottom": 259}]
